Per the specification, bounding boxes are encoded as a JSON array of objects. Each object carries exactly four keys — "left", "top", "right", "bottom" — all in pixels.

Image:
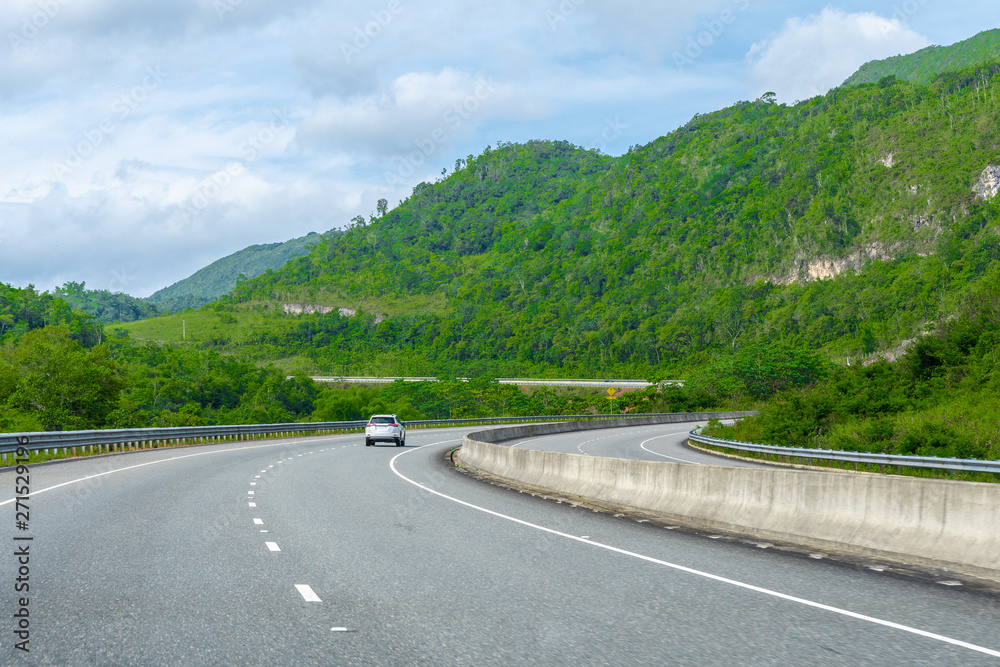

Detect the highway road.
[
  {"left": 2, "top": 422, "right": 998, "bottom": 664},
  {"left": 505, "top": 420, "right": 764, "bottom": 466},
  {"left": 308, "top": 376, "right": 674, "bottom": 388}
]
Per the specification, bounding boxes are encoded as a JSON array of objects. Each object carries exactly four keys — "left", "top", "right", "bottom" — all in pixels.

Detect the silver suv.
[{"left": 365, "top": 414, "right": 406, "bottom": 447}]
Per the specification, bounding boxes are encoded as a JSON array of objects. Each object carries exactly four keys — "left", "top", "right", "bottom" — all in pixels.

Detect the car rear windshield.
[{"left": 370, "top": 417, "right": 395, "bottom": 424}]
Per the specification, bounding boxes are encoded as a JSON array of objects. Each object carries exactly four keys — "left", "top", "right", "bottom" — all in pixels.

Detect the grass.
[
  {"left": 116, "top": 290, "right": 452, "bottom": 348},
  {"left": 115, "top": 308, "right": 278, "bottom": 345}
]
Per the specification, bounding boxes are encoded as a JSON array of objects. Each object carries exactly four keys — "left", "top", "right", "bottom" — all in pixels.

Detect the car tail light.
[{"left": 390, "top": 423, "right": 399, "bottom": 427}]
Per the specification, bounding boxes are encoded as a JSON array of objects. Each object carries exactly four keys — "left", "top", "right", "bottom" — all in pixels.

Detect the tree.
[
  {"left": 1, "top": 326, "right": 125, "bottom": 431},
  {"left": 377, "top": 198, "right": 388, "bottom": 217}
]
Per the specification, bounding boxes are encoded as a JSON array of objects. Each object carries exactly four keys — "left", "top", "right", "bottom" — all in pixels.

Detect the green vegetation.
[
  {"left": 0, "top": 327, "right": 124, "bottom": 432},
  {"left": 122, "top": 56, "right": 1000, "bottom": 384},
  {"left": 309, "top": 379, "right": 720, "bottom": 423},
  {"left": 1, "top": 283, "right": 103, "bottom": 346},
  {"left": 8, "top": 43, "right": 1000, "bottom": 477},
  {"left": 54, "top": 281, "right": 160, "bottom": 324},
  {"left": 704, "top": 266, "right": 1000, "bottom": 463},
  {"left": 148, "top": 232, "right": 321, "bottom": 312},
  {"left": 844, "top": 29, "right": 1000, "bottom": 87},
  {"left": 3, "top": 282, "right": 708, "bottom": 438}
]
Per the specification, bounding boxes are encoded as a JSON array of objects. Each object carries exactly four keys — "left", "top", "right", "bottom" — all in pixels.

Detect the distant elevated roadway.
[{"left": 309, "top": 376, "right": 682, "bottom": 388}]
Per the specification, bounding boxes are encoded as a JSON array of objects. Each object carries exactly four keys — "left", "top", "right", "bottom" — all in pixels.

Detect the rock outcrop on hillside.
[{"left": 973, "top": 165, "right": 1000, "bottom": 200}]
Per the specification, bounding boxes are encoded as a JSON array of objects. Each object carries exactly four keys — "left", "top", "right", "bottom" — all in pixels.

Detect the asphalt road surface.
[
  {"left": 506, "top": 420, "right": 765, "bottom": 466},
  {"left": 2, "top": 423, "right": 998, "bottom": 665}
]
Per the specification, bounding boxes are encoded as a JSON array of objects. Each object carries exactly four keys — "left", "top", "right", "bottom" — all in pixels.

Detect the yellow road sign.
[{"left": 606, "top": 387, "right": 616, "bottom": 396}]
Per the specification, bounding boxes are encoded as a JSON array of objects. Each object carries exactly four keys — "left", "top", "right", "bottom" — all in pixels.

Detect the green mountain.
[
  {"left": 147, "top": 232, "right": 322, "bottom": 312},
  {"left": 843, "top": 29, "right": 1000, "bottom": 87},
  {"left": 121, "top": 57, "right": 1000, "bottom": 382}
]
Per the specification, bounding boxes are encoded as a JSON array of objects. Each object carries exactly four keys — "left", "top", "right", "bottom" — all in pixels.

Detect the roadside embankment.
[{"left": 455, "top": 416, "right": 1000, "bottom": 583}]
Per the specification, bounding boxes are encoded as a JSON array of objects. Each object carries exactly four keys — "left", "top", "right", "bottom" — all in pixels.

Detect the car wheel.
[
  {"left": 394, "top": 436, "right": 401, "bottom": 447},
  {"left": 365, "top": 438, "right": 372, "bottom": 446}
]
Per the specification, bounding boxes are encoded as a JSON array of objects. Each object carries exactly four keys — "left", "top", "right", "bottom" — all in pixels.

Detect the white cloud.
[
  {"left": 299, "top": 68, "right": 517, "bottom": 159},
  {"left": 0, "top": 1, "right": 984, "bottom": 299},
  {"left": 747, "top": 9, "right": 931, "bottom": 102}
]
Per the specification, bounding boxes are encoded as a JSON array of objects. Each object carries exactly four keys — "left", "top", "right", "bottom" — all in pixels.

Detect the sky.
[{"left": 0, "top": 1, "right": 996, "bottom": 297}]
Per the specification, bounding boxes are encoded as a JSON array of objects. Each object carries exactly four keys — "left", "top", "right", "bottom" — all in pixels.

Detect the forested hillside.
[
  {"left": 54, "top": 281, "right": 160, "bottom": 324},
  {"left": 844, "top": 29, "right": 1000, "bottom": 87},
  {"left": 0, "top": 282, "right": 321, "bottom": 433},
  {"left": 2, "top": 282, "right": 663, "bottom": 438},
  {"left": 704, "top": 265, "right": 1000, "bottom": 465},
  {"left": 1, "top": 283, "right": 103, "bottom": 345},
  {"left": 148, "top": 232, "right": 321, "bottom": 312},
  {"left": 122, "top": 55, "right": 1000, "bottom": 381}
]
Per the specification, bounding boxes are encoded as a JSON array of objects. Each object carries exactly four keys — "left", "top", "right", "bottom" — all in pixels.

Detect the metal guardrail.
[
  {"left": 688, "top": 430, "right": 1000, "bottom": 474},
  {"left": 0, "top": 412, "right": 690, "bottom": 457}
]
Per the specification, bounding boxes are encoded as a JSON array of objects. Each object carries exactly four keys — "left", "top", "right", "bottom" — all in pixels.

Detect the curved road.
[
  {"left": 1, "top": 423, "right": 998, "bottom": 664},
  {"left": 506, "top": 420, "right": 762, "bottom": 466}
]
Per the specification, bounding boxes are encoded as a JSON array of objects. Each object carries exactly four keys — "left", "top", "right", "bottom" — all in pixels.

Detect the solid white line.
[
  {"left": 266, "top": 542, "right": 281, "bottom": 552},
  {"left": 296, "top": 584, "right": 321, "bottom": 602},
  {"left": 388, "top": 441, "right": 1000, "bottom": 659},
  {"left": 639, "top": 433, "right": 702, "bottom": 464},
  {"left": 510, "top": 436, "right": 549, "bottom": 449}
]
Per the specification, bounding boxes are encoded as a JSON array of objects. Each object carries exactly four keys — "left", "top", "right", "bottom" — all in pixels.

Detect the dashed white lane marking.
[
  {"left": 250, "top": 482, "right": 257, "bottom": 486},
  {"left": 389, "top": 441, "right": 1000, "bottom": 660},
  {"left": 331, "top": 627, "right": 350, "bottom": 632},
  {"left": 255, "top": 475, "right": 261, "bottom": 478},
  {"left": 260, "top": 530, "right": 268, "bottom": 533},
  {"left": 248, "top": 491, "right": 254, "bottom": 495},
  {"left": 295, "top": 584, "right": 321, "bottom": 602},
  {"left": 248, "top": 502, "right": 256, "bottom": 507},
  {"left": 253, "top": 518, "right": 264, "bottom": 525},
  {"left": 266, "top": 542, "right": 281, "bottom": 552},
  {"left": 639, "top": 433, "right": 703, "bottom": 464}
]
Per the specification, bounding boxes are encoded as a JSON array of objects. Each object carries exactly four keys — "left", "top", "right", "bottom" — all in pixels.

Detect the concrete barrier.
[{"left": 456, "top": 419, "right": 1000, "bottom": 582}]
